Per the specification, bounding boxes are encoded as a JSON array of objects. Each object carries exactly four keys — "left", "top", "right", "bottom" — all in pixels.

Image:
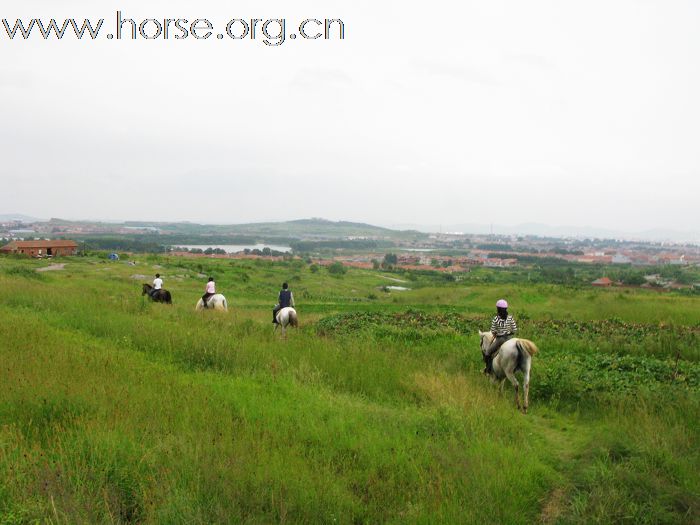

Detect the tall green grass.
[{"left": 0, "top": 256, "right": 697, "bottom": 523}]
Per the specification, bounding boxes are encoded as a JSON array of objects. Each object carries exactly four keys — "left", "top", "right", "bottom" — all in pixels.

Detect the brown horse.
[{"left": 142, "top": 283, "right": 172, "bottom": 304}]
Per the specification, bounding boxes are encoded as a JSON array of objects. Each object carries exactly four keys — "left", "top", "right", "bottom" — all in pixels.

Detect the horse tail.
[
  {"left": 518, "top": 339, "right": 539, "bottom": 356},
  {"left": 222, "top": 297, "right": 228, "bottom": 311},
  {"left": 165, "top": 291, "right": 172, "bottom": 304},
  {"left": 289, "top": 310, "right": 298, "bottom": 328}
]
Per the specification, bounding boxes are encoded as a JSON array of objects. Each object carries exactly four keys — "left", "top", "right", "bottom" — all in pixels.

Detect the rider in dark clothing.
[{"left": 272, "top": 282, "right": 295, "bottom": 323}]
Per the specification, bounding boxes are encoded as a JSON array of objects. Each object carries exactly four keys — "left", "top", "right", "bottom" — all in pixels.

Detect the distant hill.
[
  {"left": 221, "top": 218, "right": 410, "bottom": 239},
  {"left": 0, "top": 213, "right": 42, "bottom": 223},
  {"left": 390, "top": 221, "right": 700, "bottom": 243},
  {"left": 41, "top": 217, "right": 426, "bottom": 242}
]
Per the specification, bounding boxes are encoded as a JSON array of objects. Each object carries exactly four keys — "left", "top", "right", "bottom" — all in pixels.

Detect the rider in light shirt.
[
  {"left": 151, "top": 273, "right": 163, "bottom": 298},
  {"left": 202, "top": 277, "right": 216, "bottom": 308}
]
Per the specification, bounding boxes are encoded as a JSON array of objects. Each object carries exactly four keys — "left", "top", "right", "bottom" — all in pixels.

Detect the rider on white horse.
[
  {"left": 484, "top": 299, "right": 518, "bottom": 375},
  {"left": 273, "top": 282, "right": 294, "bottom": 324},
  {"left": 201, "top": 277, "right": 216, "bottom": 309}
]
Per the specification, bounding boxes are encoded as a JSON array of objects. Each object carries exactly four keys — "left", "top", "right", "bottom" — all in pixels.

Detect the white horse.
[
  {"left": 478, "top": 331, "right": 539, "bottom": 413},
  {"left": 275, "top": 307, "right": 298, "bottom": 337},
  {"left": 195, "top": 294, "right": 228, "bottom": 311}
]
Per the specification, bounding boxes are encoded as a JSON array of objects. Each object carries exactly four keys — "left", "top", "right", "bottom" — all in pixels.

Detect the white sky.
[{"left": 2, "top": 0, "right": 699, "bottom": 232}]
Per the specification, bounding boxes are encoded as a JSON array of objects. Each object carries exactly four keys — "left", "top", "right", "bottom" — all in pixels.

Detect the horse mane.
[{"left": 479, "top": 331, "right": 494, "bottom": 345}]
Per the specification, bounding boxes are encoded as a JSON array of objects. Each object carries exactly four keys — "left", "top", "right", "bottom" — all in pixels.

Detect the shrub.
[{"left": 327, "top": 262, "right": 347, "bottom": 276}]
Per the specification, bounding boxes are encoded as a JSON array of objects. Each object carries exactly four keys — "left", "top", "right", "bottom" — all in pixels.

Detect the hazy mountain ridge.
[
  {"left": 3, "top": 214, "right": 697, "bottom": 244},
  {"left": 0, "top": 214, "right": 42, "bottom": 223},
  {"left": 389, "top": 222, "right": 700, "bottom": 243}
]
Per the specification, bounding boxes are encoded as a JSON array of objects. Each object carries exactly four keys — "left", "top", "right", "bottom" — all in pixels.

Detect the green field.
[{"left": 0, "top": 255, "right": 698, "bottom": 524}]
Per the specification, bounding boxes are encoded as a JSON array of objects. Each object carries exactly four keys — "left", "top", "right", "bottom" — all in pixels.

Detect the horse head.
[
  {"left": 142, "top": 283, "right": 151, "bottom": 295},
  {"left": 478, "top": 330, "right": 493, "bottom": 355}
]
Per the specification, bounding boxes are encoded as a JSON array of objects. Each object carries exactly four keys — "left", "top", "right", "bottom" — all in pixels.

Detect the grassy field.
[{"left": 0, "top": 255, "right": 698, "bottom": 524}]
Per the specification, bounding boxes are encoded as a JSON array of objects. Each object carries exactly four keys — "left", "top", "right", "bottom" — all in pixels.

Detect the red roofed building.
[
  {"left": 591, "top": 277, "right": 613, "bottom": 287},
  {"left": 0, "top": 240, "right": 78, "bottom": 257}
]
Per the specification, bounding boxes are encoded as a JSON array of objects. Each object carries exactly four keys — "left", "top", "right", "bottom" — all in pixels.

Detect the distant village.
[{"left": 2, "top": 218, "right": 698, "bottom": 291}]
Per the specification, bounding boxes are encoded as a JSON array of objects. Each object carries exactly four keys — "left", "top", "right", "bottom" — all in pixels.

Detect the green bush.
[{"left": 327, "top": 262, "right": 347, "bottom": 276}]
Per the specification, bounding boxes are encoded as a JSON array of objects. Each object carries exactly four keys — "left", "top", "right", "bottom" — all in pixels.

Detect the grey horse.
[{"left": 479, "top": 331, "right": 539, "bottom": 413}]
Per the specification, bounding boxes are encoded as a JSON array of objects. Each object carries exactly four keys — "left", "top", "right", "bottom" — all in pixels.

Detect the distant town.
[{"left": 2, "top": 216, "right": 699, "bottom": 291}]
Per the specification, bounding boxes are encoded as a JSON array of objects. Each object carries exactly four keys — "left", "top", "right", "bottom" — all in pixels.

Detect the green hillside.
[
  {"left": 0, "top": 255, "right": 698, "bottom": 523},
  {"left": 44, "top": 218, "right": 426, "bottom": 242}
]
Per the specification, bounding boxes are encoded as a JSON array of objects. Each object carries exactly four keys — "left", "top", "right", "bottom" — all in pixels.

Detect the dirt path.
[
  {"left": 36, "top": 263, "right": 66, "bottom": 272},
  {"left": 528, "top": 413, "right": 592, "bottom": 524},
  {"left": 381, "top": 275, "right": 408, "bottom": 283}
]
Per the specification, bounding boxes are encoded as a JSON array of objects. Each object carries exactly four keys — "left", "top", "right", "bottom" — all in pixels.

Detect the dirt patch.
[
  {"left": 539, "top": 486, "right": 568, "bottom": 523},
  {"left": 36, "top": 264, "right": 65, "bottom": 272},
  {"left": 381, "top": 275, "right": 408, "bottom": 283},
  {"left": 131, "top": 274, "right": 148, "bottom": 280}
]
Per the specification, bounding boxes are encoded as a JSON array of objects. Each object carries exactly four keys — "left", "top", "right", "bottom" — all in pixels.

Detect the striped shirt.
[{"left": 491, "top": 315, "right": 517, "bottom": 337}]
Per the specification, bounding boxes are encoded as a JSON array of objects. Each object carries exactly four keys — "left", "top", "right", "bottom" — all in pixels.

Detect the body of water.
[{"left": 174, "top": 244, "right": 292, "bottom": 254}]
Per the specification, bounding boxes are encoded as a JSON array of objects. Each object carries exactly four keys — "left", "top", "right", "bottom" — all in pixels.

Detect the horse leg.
[
  {"left": 499, "top": 378, "right": 507, "bottom": 393},
  {"left": 522, "top": 358, "right": 531, "bottom": 414},
  {"left": 505, "top": 370, "right": 521, "bottom": 410}
]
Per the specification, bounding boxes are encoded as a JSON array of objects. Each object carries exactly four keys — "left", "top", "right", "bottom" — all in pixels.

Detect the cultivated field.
[{"left": 0, "top": 255, "right": 698, "bottom": 524}]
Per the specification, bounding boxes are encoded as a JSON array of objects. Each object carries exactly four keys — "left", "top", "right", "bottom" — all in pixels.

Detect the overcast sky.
[{"left": 2, "top": 0, "right": 698, "bottom": 233}]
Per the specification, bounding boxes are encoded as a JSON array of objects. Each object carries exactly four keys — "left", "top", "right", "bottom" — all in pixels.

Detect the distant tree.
[
  {"left": 383, "top": 253, "right": 398, "bottom": 265},
  {"left": 309, "top": 264, "right": 319, "bottom": 273},
  {"left": 328, "top": 262, "right": 347, "bottom": 275},
  {"left": 621, "top": 273, "right": 646, "bottom": 286},
  {"left": 372, "top": 259, "right": 380, "bottom": 270}
]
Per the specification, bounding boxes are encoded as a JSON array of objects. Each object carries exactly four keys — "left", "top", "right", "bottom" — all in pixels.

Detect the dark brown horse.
[{"left": 142, "top": 283, "right": 172, "bottom": 304}]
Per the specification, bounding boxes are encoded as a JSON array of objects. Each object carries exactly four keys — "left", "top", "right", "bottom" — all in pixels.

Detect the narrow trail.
[{"left": 527, "top": 411, "right": 592, "bottom": 524}]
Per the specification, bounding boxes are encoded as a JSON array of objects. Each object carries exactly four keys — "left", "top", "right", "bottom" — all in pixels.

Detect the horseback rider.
[
  {"left": 202, "top": 277, "right": 216, "bottom": 309},
  {"left": 272, "top": 282, "right": 294, "bottom": 324},
  {"left": 484, "top": 299, "right": 518, "bottom": 374},
  {"left": 151, "top": 273, "right": 163, "bottom": 299}
]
